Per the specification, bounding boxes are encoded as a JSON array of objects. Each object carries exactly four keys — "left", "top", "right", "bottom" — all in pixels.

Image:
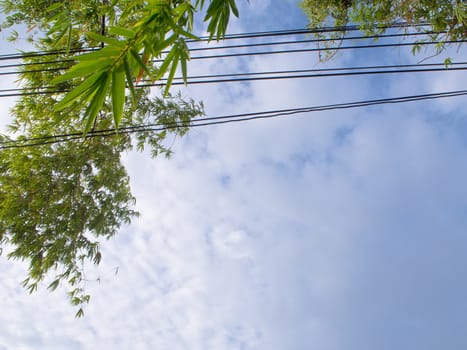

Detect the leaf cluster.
[
  {"left": 0, "top": 8, "right": 205, "bottom": 316},
  {"left": 299, "top": 0, "right": 467, "bottom": 60},
  {"left": 1, "top": 0, "right": 239, "bottom": 133}
]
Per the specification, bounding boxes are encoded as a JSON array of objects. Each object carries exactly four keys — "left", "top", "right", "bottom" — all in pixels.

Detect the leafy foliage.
[
  {"left": 1, "top": 0, "right": 239, "bottom": 133},
  {"left": 299, "top": 0, "right": 467, "bottom": 60},
  {"left": 0, "top": 0, "right": 213, "bottom": 316}
]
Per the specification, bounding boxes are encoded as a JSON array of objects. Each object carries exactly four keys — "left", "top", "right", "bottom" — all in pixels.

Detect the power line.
[
  {"left": 182, "top": 39, "right": 467, "bottom": 61},
  {"left": 189, "top": 22, "right": 431, "bottom": 41},
  {"left": 0, "top": 31, "right": 445, "bottom": 74},
  {"left": 185, "top": 31, "right": 440, "bottom": 52},
  {"left": 0, "top": 62, "right": 467, "bottom": 98},
  {"left": 1, "top": 89, "right": 465, "bottom": 150},
  {"left": 0, "top": 22, "right": 431, "bottom": 62},
  {"left": 155, "top": 62, "right": 467, "bottom": 82},
  {"left": 1, "top": 37, "right": 463, "bottom": 80},
  {"left": 0, "top": 62, "right": 465, "bottom": 97},
  {"left": 141, "top": 66, "right": 467, "bottom": 87}
]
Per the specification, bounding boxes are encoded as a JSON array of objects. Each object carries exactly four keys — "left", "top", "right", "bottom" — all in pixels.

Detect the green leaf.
[
  {"left": 156, "top": 45, "right": 177, "bottom": 81},
  {"left": 48, "top": 279, "right": 60, "bottom": 291},
  {"left": 86, "top": 32, "right": 126, "bottom": 48},
  {"left": 164, "top": 50, "right": 180, "bottom": 96},
  {"left": 123, "top": 57, "right": 137, "bottom": 106},
  {"left": 75, "top": 47, "right": 121, "bottom": 61},
  {"left": 180, "top": 55, "right": 187, "bottom": 85},
  {"left": 108, "top": 26, "right": 136, "bottom": 39},
  {"left": 50, "top": 24, "right": 69, "bottom": 47},
  {"left": 153, "top": 34, "right": 178, "bottom": 52},
  {"left": 83, "top": 72, "right": 111, "bottom": 135},
  {"left": 228, "top": 0, "right": 239, "bottom": 17},
  {"left": 75, "top": 308, "right": 84, "bottom": 318},
  {"left": 27, "top": 282, "right": 38, "bottom": 294},
  {"left": 176, "top": 27, "right": 201, "bottom": 41},
  {"left": 66, "top": 25, "right": 73, "bottom": 53},
  {"left": 46, "top": 2, "right": 64, "bottom": 12},
  {"left": 130, "top": 49, "right": 151, "bottom": 77},
  {"left": 54, "top": 72, "right": 105, "bottom": 112},
  {"left": 111, "top": 65, "right": 126, "bottom": 128},
  {"left": 51, "top": 59, "right": 113, "bottom": 84}
]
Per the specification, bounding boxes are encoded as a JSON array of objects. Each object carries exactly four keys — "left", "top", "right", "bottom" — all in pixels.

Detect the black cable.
[
  {"left": 0, "top": 62, "right": 465, "bottom": 97},
  {"left": 0, "top": 22, "right": 428, "bottom": 62},
  {"left": 150, "top": 62, "right": 467, "bottom": 82},
  {"left": 140, "top": 66, "right": 467, "bottom": 87},
  {"left": 1, "top": 37, "right": 462, "bottom": 79},
  {"left": 189, "top": 21, "right": 431, "bottom": 41},
  {"left": 0, "top": 62, "right": 467, "bottom": 98},
  {"left": 186, "top": 31, "right": 440, "bottom": 52},
  {"left": 1, "top": 89, "right": 465, "bottom": 149},
  {"left": 183, "top": 39, "right": 467, "bottom": 61},
  {"left": 0, "top": 47, "right": 97, "bottom": 62},
  {"left": 0, "top": 31, "right": 441, "bottom": 73}
]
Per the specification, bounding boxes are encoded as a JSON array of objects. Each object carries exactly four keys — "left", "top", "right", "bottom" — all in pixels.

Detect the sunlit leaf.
[
  {"left": 111, "top": 64, "right": 126, "bottom": 128},
  {"left": 54, "top": 72, "right": 105, "bottom": 112},
  {"left": 108, "top": 26, "right": 136, "bottom": 39},
  {"left": 87, "top": 32, "right": 126, "bottom": 48},
  {"left": 123, "top": 57, "right": 137, "bottom": 106},
  {"left": 51, "top": 59, "right": 113, "bottom": 84},
  {"left": 83, "top": 72, "right": 111, "bottom": 135}
]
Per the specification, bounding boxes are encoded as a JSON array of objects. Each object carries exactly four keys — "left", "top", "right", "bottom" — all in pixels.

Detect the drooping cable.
[{"left": 1, "top": 89, "right": 465, "bottom": 150}]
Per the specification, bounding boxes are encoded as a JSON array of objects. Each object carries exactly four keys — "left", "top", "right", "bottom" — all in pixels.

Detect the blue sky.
[{"left": 1, "top": 0, "right": 467, "bottom": 349}]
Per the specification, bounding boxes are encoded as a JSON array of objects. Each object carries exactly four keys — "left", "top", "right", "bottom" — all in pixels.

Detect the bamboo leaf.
[
  {"left": 86, "top": 32, "right": 126, "bottom": 48},
  {"left": 156, "top": 45, "right": 177, "bottom": 81},
  {"left": 108, "top": 26, "right": 136, "bottom": 39},
  {"left": 47, "top": 279, "right": 60, "bottom": 292},
  {"left": 228, "top": 0, "right": 239, "bottom": 17},
  {"left": 111, "top": 65, "right": 126, "bottom": 128},
  {"left": 75, "top": 308, "right": 84, "bottom": 318},
  {"left": 51, "top": 59, "right": 113, "bottom": 84},
  {"left": 54, "top": 72, "right": 105, "bottom": 111},
  {"left": 123, "top": 57, "right": 137, "bottom": 107},
  {"left": 66, "top": 25, "right": 72, "bottom": 53},
  {"left": 180, "top": 55, "right": 187, "bottom": 85},
  {"left": 130, "top": 49, "right": 151, "bottom": 76},
  {"left": 153, "top": 34, "right": 178, "bottom": 52},
  {"left": 46, "top": 2, "right": 64, "bottom": 12},
  {"left": 83, "top": 72, "right": 111, "bottom": 135},
  {"left": 75, "top": 47, "right": 121, "bottom": 61},
  {"left": 164, "top": 50, "right": 180, "bottom": 96}
]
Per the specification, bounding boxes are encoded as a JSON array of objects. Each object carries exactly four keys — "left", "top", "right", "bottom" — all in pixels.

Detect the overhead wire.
[
  {"left": 0, "top": 23, "right": 463, "bottom": 149},
  {"left": 0, "top": 21, "right": 432, "bottom": 62},
  {"left": 0, "top": 61, "right": 465, "bottom": 97},
  {"left": 1, "top": 89, "right": 466, "bottom": 150},
  {"left": 139, "top": 65, "right": 467, "bottom": 87},
  {"left": 0, "top": 38, "right": 464, "bottom": 82},
  {"left": 0, "top": 31, "right": 450, "bottom": 75},
  {"left": 180, "top": 39, "right": 467, "bottom": 61}
]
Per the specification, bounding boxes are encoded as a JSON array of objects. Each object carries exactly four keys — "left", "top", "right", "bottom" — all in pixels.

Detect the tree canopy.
[
  {"left": 0, "top": 0, "right": 233, "bottom": 316},
  {"left": 1, "top": 0, "right": 239, "bottom": 132},
  {"left": 300, "top": 0, "right": 467, "bottom": 59}
]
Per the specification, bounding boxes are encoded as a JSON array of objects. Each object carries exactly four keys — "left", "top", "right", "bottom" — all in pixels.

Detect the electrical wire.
[
  {"left": 141, "top": 66, "right": 467, "bottom": 87},
  {"left": 0, "top": 32, "right": 444, "bottom": 75},
  {"left": 0, "top": 37, "right": 463, "bottom": 79},
  {"left": 181, "top": 39, "right": 467, "bottom": 61},
  {"left": 1, "top": 89, "right": 465, "bottom": 150},
  {"left": 0, "top": 22, "right": 431, "bottom": 62},
  {"left": 0, "top": 62, "right": 464, "bottom": 97}
]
